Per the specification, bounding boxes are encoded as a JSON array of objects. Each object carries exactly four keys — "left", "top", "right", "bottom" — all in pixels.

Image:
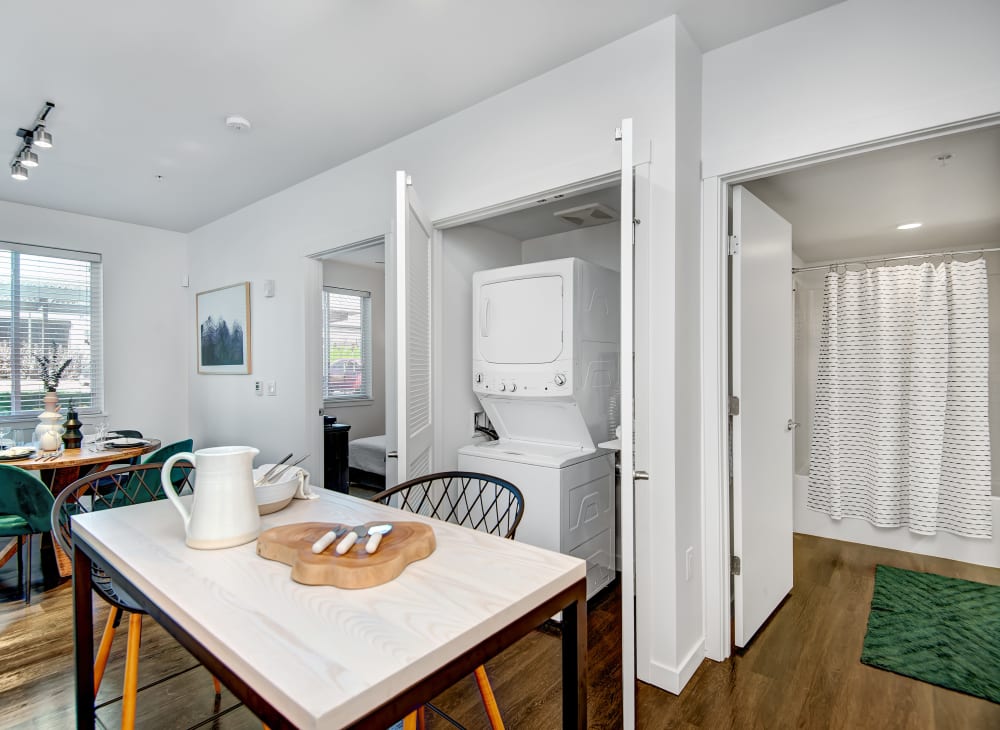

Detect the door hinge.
[
  {"left": 728, "top": 235, "right": 739, "bottom": 256},
  {"left": 731, "top": 555, "right": 742, "bottom": 575},
  {"left": 728, "top": 395, "right": 740, "bottom": 416}
]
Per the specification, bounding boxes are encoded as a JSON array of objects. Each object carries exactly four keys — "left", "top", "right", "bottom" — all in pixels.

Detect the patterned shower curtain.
[{"left": 808, "top": 258, "right": 992, "bottom": 538}]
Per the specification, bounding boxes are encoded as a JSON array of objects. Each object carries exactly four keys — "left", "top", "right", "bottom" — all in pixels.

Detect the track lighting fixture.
[
  {"left": 32, "top": 125, "right": 52, "bottom": 148},
  {"left": 17, "top": 147, "right": 38, "bottom": 168},
  {"left": 9, "top": 101, "right": 54, "bottom": 181}
]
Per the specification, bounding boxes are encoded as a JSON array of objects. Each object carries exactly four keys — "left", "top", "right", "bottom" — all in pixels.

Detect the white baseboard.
[{"left": 639, "top": 639, "right": 705, "bottom": 695}]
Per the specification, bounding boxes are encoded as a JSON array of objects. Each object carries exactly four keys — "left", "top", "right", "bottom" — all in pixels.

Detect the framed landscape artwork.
[{"left": 197, "top": 282, "right": 252, "bottom": 374}]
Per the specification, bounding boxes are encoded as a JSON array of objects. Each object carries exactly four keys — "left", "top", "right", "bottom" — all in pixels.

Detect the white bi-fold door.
[{"left": 386, "top": 171, "right": 435, "bottom": 485}]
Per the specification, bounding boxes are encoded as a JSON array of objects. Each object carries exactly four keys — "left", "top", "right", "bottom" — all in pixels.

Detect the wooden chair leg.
[
  {"left": 212, "top": 675, "right": 222, "bottom": 695},
  {"left": 474, "top": 665, "right": 504, "bottom": 730},
  {"left": 417, "top": 705, "right": 426, "bottom": 730},
  {"left": 121, "top": 613, "right": 142, "bottom": 730},
  {"left": 403, "top": 710, "right": 418, "bottom": 730},
  {"left": 94, "top": 607, "right": 122, "bottom": 695}
]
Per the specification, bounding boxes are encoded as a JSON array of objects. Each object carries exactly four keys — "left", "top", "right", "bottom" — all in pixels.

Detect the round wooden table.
[
  {"left": 3, "top": 439, "right": 161, "bottom": 581},
  {"left": 5, "top": 440, "right": 161, "bottom": 495}
]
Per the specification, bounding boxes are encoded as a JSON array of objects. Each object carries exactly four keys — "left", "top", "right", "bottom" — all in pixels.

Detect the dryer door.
[{"left": 478, "top": 275, "right": 564, "bottom": 364}]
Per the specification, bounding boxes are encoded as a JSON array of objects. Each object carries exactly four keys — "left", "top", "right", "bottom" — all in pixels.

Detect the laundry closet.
[{"left": 433, "top": 183, "right": 623, "bottom": 602}]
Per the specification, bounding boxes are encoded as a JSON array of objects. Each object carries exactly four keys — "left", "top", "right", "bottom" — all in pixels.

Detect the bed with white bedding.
[{"left": 349, "top": 434, "right": 386, "bottom": 489}]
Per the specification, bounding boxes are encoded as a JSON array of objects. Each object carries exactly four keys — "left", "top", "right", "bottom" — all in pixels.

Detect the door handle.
[
  {"left": 786, "top": 420, "right": 800, "bottom": 431},
  {"left": 633, "top": 470, "right": 649, "bottom": 481},
  {"left": 386, "top": 451, "right": 398, "bottom": 458}
]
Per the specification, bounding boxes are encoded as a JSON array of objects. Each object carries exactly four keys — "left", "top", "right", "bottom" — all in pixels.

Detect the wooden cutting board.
[{"left": 256, "top": 521, "right": 436, "bottom": 589}]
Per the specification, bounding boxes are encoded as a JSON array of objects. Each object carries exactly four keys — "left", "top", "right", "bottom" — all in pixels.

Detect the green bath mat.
[{"left": 861, "top": 565, "right": 1000, "bottom": 703}]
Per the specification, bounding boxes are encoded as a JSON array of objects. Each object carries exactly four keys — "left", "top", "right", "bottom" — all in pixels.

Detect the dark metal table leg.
[
  {"left": 73, "top": 545, "right": 95, "bottom": 730},
  {"left": 562, "top": 581, "right": 587, "bottom": 730}
]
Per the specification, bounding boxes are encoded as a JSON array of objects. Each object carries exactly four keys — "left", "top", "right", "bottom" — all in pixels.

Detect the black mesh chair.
[
  {"left": 51, "top": 462, "right": 227, "bottom": 729},
  {"left": 370, "top": 471, "right": 524, "bottom": 730}
]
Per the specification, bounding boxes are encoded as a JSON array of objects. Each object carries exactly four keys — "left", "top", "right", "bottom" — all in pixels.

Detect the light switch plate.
[
  {"left": 254, "top": 381, "right": 263, "bottom": 397},
  {"left": 266, "top": 380, "right": 277, "bottom": 396}
]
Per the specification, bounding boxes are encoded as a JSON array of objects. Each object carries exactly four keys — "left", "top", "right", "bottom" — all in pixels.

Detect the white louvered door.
[
  {"left": 732, "top": 185, "right": 794, "bottom": 647},
  {"left": 391, "top": 171, "right": 434, "bottom": 483}
]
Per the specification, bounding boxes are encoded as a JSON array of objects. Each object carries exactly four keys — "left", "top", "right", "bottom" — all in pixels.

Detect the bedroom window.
[
  {"left": 0, "top": 242, "right": 103, "bottom": 417},
  {"left": 322, "top": 287, "right": 372, "bottom": 402}
]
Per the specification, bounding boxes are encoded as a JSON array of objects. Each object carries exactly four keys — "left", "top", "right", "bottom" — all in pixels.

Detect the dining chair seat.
[
  {"left": 0, "top": 465, "right": 55, "bottom": 605},
  {"left": 0, "top": 514, "right": 31, "bottom": 534}
]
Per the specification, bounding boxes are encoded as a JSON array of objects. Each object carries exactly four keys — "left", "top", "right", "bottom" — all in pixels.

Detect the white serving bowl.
[{"left": 253, "top": 464, "right": 302, "bottom": 515}]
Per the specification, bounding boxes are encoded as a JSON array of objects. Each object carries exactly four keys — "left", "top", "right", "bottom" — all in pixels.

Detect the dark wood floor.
[{"left": 1, "top": 534, "right": 998, "bottom": 729}]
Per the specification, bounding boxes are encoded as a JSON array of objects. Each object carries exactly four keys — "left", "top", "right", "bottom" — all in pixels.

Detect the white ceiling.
[
  {"left": 745, "top": 124, "right": 1000, "bottom": 264},
  {"left": 0, "top": 1, "right": 841, "bottom": 232}
]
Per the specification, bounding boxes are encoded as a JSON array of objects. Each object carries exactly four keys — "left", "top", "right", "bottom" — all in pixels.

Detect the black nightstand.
[{"left": 323, "top": 420, "right": 351, "bottom": 493}]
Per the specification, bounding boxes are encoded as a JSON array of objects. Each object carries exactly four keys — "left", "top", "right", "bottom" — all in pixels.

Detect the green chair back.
[
  {"left": 119, "top": 439, "right": 194, "bottom": 505},
  {"left": 0, "top": 465, "right": 54, "bottom": 535}
]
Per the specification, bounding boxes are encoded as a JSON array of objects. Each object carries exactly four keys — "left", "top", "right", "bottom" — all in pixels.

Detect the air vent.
[{"left": 553, "top": 202, "right": 619, "bottom": 228}]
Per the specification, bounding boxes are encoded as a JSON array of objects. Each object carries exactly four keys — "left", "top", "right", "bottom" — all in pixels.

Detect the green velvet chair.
[
  {"left": 0, "top": 465, "right": 55, "bottom": 605},
  {"left": 102, "top": 439, "right": 194, "bottom": 508}
]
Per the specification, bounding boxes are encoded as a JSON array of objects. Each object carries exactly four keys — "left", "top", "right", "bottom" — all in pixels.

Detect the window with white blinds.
[
  {"left": 0, "top": 242, "right": 103, "bottom": 417},
  {"left": 322, "top": 287, "right": 372, "bottom": 401}
]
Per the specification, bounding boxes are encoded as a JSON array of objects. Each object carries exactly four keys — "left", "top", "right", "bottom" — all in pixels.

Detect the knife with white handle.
[
  {"left": 310, "top": 528, "right": 340, "bottom": 554},
  {"left": 335, "top": 525, "right": 366, "bottom": 555},
  {"left": 365, "top": 524, "right": 393, "bottom": 554}
]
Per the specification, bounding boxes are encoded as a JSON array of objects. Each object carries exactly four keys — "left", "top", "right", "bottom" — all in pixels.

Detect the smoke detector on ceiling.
[
  {"left": 225, "top": 115, "right": 252, "bottom": 131},
  {"left": 553, "top": 202, "right": 619, "bottom": 227}
]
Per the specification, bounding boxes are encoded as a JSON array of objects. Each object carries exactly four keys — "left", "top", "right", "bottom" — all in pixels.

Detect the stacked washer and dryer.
[{"left": 457, "top": 257, "right": 619, "bottom": 601}]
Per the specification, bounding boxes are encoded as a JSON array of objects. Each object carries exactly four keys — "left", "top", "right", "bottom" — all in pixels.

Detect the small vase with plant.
[{"left": 35, "top": 342, "right": 72, "bottom": 393}]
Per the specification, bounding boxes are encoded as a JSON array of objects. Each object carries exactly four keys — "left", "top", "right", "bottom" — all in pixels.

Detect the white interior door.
[
  {"left": 618, "top": 118, "right": 638, "bottom": 728},
  {"left": 731, "top": 185, "right": 794, "bottom": 647},
  {"left": 388, "top": 171, "right": 434, "bottom": 483}
]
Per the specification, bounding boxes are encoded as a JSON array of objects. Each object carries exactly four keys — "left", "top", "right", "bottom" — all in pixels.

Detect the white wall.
[
  {"left": 0, "top": 200, "right": 189, "bottom": 444},
  {"left": 436, "top": 225, "right": 522, "bottom": 469},
  {"left": 321, "top": 260, "right": 385, "bottom": 441},
  {"left": 702, "top": 0, "right": 1000, "bottom": 177},
  {"left": 187, "top": 16, "right": 704, "bottom": 692},
  {"left": 521, "top": 222, "right": 619, "bottom": 270}
]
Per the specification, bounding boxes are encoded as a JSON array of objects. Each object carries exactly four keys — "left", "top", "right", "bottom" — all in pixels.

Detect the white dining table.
[{"left": 70, "top": 489, "right": 588, "bottom": 729}]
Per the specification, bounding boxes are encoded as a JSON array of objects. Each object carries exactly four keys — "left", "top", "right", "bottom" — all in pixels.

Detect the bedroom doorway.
[{"left": 311, "top": 236, "right": 389, "bottom": 495}]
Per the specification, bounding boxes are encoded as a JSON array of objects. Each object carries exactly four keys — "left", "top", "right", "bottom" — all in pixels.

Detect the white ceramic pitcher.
[{"left": 161, "top": 446, "right": 261, "bottom": 549}]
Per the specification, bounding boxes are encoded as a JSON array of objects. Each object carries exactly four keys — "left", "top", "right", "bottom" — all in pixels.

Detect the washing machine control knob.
[
  {"left": 509, "top": 382, "right": 517, "bottom": 392},
  {"left": 554, "top": 373, "right": 567, "bottom": 386},
  {"left": 499, "top": 381, "right": 507, "bottom": 392},
  {"left": 475, "top": 372, "right": 483, "bottom": 384}
]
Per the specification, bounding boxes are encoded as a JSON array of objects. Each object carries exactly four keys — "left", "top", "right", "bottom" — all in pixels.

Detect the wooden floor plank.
[{"left": 1, "top": 534, "right": 998, "bottom": 728}]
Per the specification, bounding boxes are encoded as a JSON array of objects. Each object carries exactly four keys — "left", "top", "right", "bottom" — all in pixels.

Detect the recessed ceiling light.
[
  {"left": 225, "top": 115, "right": 252, "bottom": 131},
  {"left": 896, "top": 222, "right": 923, "bottom": 230}
]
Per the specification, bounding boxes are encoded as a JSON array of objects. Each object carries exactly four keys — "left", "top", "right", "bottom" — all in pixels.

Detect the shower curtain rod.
[{"left": 792, "top": 246, "right": 1000, "bottom": 273}]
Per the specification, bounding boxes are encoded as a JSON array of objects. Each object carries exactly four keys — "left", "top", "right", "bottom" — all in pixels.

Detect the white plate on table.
[
  {"left": 104, "top": 438, "right": 152, "bottom": 448},
  {"left": 0, "top": 446, "right": 36, "bottom": 460}
]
